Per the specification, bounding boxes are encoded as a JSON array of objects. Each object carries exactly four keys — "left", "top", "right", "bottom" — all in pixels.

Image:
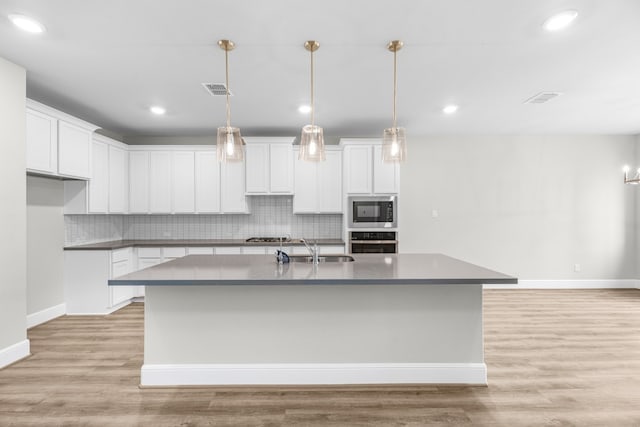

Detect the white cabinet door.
[
  {"left": 129, "top": 151, "right": 149, "bottom": 213},
  {"left": 58, "top": 120, "right": 92, "bottom": 179},
  {"left": 317, "top": 150, "right": 343, "bottom": 213},
  {"left": 270, "top": 144, "right": 294, "bottom": 193},
  {"left": 149, "top": 152, "right": 172, "bottom": 213},
  {"left": 88, "top": 139, "right": 109, "bottom": 213},
  {"left": 110, "top": 259, "right": 135, "bottom": 307},
  {"left": 293, "top": 151, "right": 318, "bottom": 213},
  {"left": 109, "top": 146, "right": 128, "bottom": 213},
  {"left": 215, "top": 247, "right": 243, "bottom": 254},
  {"left": 242, "top": 246, "right": 269, "bottom": 255},
  {"left": 187, "top": 247, "right": 214, "bottom": 255},
  {"left": 373, "top": 145, "right": 399, "bottom": 194},
  {"left": 172, "top": 152, "right": 195, "bottom": 213},
  {"left": 221, "top": 161, "right": 247, "bottom": 213},
  {"left": 245, "top": 144, "right": 269, "bottom": 194},
  {"left": 26, "top": 108, "right": 57, "bottom": 174},
  {"left": 344, "top": 145, "right": 372, "bottom": 194},
  {"left": 195, "top": 151, "right": 220, "bottom": 213}
]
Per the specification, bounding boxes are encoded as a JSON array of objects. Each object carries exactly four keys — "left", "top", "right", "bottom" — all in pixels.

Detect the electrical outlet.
[
  {"left": 574, "top": 263, "right": 581, "bottom": 272},
  {"left": 163, "top": 231, "right": 171, "bottom": 237},
  {"left": 432, "top": 209, "right": 439, "bottom": 218}
]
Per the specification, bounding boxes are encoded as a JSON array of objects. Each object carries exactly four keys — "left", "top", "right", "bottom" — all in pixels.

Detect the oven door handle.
[{"left": 350, "top": 240, "right": 398, "bottom": 244}]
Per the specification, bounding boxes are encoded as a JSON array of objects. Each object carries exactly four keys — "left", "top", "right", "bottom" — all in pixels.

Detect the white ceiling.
[{"left": 1, "top": 0, "right": 640, "bottom": 139}]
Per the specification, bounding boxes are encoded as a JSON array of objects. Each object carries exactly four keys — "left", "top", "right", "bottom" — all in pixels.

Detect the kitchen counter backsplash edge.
[{"left": 64, "top": 239, "right": 345, "bottom": 250}]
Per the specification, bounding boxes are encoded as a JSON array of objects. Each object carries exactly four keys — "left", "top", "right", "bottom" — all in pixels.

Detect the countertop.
[
  {"left": 64, "top": 238, "right": 345, "bottom": 250},
  {"left": 108, "top": 253, "right": 517, "bottom": 286}
]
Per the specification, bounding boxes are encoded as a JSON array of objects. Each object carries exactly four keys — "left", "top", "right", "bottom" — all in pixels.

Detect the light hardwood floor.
[{"left": 1, "top": 289, "right": 639, "bottom": 426}]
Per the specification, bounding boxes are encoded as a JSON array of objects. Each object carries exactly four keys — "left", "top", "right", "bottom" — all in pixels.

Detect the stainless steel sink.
[{"left": 289, "top": 255, "right": 355, "bottom": 263}]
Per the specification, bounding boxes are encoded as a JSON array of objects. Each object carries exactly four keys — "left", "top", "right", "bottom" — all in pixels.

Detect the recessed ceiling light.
[
  {"left": 149, "top": 106, "right": 166, "bottom": 115},
  {"left": 298, "top": 105, "right": 311, "bottom": 114},
  {"left": 8, "top": 14, "right": 46, "bottom": 33},
  {"left": 543, "top": 10, "right": 578, "bottom": 32},
  {"left": 443, "top": 105, "right": 458, "bottom": 114}
]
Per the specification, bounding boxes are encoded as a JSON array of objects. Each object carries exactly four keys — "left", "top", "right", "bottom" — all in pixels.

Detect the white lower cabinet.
[
  {"left": 187, "top": 247, "right": 215, "bottom": 255},
  {"left": 242, "top": 246, "right": 269, "bottom": 255},
  {"left": 64, "top": 248, "right": 136, "bottom": 315},
  {"left": 214, "top": 247, "right": 243, "bottom": 255}
]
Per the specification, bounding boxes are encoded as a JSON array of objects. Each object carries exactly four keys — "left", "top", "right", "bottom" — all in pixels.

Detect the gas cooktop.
[{"left": 245, "top": 237, "right": 292, "bottom": 243}]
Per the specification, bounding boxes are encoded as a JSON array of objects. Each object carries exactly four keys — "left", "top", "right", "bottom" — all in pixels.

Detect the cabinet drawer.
[
  {"left": 187, "top": 247, "right": 214, "bottom": 255},
  {"left": 137, "top": 247, "right": 162, "bottom": 258},
  {"left": 163, "top": 247, "right": 186, "bottom": 258},
  {"left": 112, "top": 260, "right": 131, "bottom": 279},
  {"left": 112, "top": 247, "right": 132, "bottom": 263}
]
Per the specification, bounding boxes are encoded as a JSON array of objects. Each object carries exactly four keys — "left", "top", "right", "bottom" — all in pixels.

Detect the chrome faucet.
[{"left": 300, "top": 238, "right": 319, "bottom": 264}]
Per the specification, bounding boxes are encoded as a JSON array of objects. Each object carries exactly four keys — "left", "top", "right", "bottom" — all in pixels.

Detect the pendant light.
[
  {"left": 382, "top": 40, "right": 407, "bottom": 163},
  {"left": 299, "top": 40, "right": 326, "bottom": 162},
  {"left": 217, "top": 39, "right": 244, "bottom": 162}
]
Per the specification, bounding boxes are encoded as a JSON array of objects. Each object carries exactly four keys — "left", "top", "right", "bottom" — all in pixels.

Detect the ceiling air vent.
[
  {"left": 523, "top": 92, "right": 563, "bottom": 104},
  {"left": 202, "top": 83, "right": 233, "bottom": 97}
]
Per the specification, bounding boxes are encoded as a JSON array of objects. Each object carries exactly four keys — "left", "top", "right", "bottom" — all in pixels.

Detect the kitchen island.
[{"left": 109, "top": 253, "right": 516, "bottom": 386}]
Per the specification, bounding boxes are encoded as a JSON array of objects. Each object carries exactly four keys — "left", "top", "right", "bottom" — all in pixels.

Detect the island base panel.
[{"left": 143, "top": 284, "right": 485, "bottom": 385}]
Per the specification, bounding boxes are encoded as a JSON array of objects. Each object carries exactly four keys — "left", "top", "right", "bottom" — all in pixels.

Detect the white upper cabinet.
[
  {"left": 26, "top": 99, "right": 98, "bottom": 179},
  {"left": 293, "top": 147, "right": 342, "bottom": 213},
  {"left": 372, "top": 145, "right": 399, "bottom": 194},
  {"left": 129, "top": 151, "right": 150, "bottom": 214},
  {"left": 88, "top": 139, "right": 109, "bottom": 213},
  {"left": 149, "top": 152, "right": 172, "bottom": 213},
  {"left": 26, "top": 108, "right": 57, "bottom": 174},
  {"left": 244, "top": 138, "right": 295, "bottom": 195},
  {"left": 63, "top": 135, "right": 129, "bottom": 215},
  {"left": 195, "top": 151, "right": 220, "bottom": 213},
  {"left": 172, "top": 151, "right": 195, "bottom": 213},
  {"left": 108, "top": 145, "right": 128, "bottom": 214},
  {"left": 341, "top": 139, "right": 400, "bottom": 195},
  {"left": 245, "top": 143, "right": 270, "bottom": 193},
  {"left": 317, "top": 150, "right": 343, "bottom": 213},
  {"left": 343, "top": 145, "right": 372, "bottom": 194},
  {"left": 270, "top": 143, "right": 294, "bottom": 193},
  {"left": 221, "top": 160, "right": 248, "bottom": 213},
  {"left": 58, "top": 121, "right": 92, "bottom": 179}
]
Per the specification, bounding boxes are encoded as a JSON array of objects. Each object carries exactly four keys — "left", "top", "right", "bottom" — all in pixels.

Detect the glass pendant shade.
[
  {"left": 216, "top": 126, "right": 244, "bottom": 162},
  {"left": 299, "top": 124, "right": 325, "bottom": 162},
  {"left": 382, "top": 127, "right": 407, "bottom": 162}
]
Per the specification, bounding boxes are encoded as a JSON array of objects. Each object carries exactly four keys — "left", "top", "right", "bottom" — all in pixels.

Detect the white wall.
[
  {"left": 399, "top": 135, "right": 637, "bottom": 280},
  {"left": 0, "top": 56, "right": 28, "bottom": 362},
  {"left": 27, "top": 176, "right": 64, "bottom": 315}
]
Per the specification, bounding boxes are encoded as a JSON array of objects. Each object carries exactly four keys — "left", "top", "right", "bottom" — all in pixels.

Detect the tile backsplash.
[{"left": 65, "top": 196, "right": 343, "bottom": 246}]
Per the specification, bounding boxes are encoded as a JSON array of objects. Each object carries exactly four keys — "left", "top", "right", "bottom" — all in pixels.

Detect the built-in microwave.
[{"left": 348, "top": 196, "right": 397, "bottom": 228}]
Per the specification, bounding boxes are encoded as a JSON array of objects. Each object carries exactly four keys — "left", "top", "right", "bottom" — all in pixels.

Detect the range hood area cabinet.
[
  {"left": 341, "top": 138, "right": 400, "bottom": 195},
  {"left": 244, "top": 137, "right": 295, "bottom": 195},
  {"left": 293, "top": 147, "right": 343, "bottom": 214},
  {"left": 26, "top": 99, "right": 99, "bottom": 180}
]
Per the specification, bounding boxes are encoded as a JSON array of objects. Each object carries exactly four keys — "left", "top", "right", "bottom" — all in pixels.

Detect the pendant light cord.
[
  {"left": 225, "top": 47, "right": 231, "bottom": 129},
  {"left": 310, "top": 48, "right": 315, "bottom": 127},
  {"left": 393, "top": 48, "right": 397, "bottom": 130}
]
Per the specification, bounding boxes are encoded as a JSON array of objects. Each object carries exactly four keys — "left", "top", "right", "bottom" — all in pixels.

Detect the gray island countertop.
[{"left": 109, "top": 253, "right": 517, "bottom": 286}]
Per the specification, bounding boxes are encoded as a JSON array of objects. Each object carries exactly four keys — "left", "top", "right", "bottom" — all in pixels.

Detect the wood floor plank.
[{"left": 0, "top": 290, "right": 639, "bottom": 426}]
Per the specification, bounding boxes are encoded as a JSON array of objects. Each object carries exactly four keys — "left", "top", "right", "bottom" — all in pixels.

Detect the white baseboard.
[
  {"left": 484, "top": 279, "right": 640, "bottom": 290},
  {"left": 26, "top": 303, "right": 66, "bottom": 328},
  {"left": 140, "top": 362, "right": 487, "bottom": 387},
  {"left": 66, "top": 299, "right": 132, "bottom": 316},
  {"left": 0, "top": 339, "right": 30, "bottom": 369}
]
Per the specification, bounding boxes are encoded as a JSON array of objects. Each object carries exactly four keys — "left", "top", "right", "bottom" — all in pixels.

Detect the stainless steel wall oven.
[{"left": 350, "top": 231, "right": 398, "bottom": 254}]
